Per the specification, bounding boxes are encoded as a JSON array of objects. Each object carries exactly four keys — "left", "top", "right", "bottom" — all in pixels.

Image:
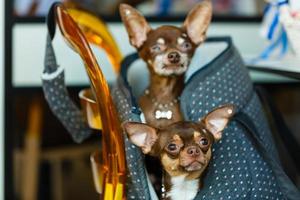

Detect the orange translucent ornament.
[
  {"left": 66, "top": 6, "right": 123, "bottom": 131},
  {"left": 54, "top": 4, "right": 126, "bottom": 200},
  {"left": 66, "top": 7, "right": 123, "bottom": 73}
]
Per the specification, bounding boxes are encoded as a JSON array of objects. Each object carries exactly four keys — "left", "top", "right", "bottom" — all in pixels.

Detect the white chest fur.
[{"left": 166, "top": 175, "right": 199, "bottom": 200}]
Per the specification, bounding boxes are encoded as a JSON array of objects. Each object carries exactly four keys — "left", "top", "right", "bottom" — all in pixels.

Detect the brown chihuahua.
[
  {"left": 123, "top": 105, "right": 235, "bottom": 200},
  {"left": 120, "top": 1, "right": 213, "bottom": 128}
]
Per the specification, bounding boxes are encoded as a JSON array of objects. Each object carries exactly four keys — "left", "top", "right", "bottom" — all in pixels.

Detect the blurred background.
[
  {"left": 2, "top": 0, "right": 300, "bottom": 200},
  {"left": 13, "top": 0, "right": 265, "bottom": 17}
]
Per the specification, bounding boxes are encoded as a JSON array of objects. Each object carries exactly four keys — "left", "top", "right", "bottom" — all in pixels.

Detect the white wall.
[
  {"left": 0, "top": 0, "right": 4, "bottom": 199},
  {"left": 13, "top": 22, "right": 267, "bottom": 87}
]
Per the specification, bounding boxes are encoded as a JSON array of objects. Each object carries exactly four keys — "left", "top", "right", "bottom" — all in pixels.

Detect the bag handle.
[
  {"left": 46, "top": 2, "right": 60, "bottom": 41},
  {"left": 117, "top": 53, "right": 141, "bottom": 115},
  {"left": 42, "top": 3, "right": 92, "bottom": 143},
  {"left": 234, "top": 113, "right": 300, "bottom": 200},
  {"left": 118, "top": 37, "right": 233, "bottom": 115}
]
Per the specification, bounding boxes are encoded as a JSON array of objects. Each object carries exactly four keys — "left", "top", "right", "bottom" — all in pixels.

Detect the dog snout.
[
  {"left": 167, "top": 52, "right": 181, "bottom": 64},
  {"left": 186, "top": 146, "right": 201, "bottom": 157}
]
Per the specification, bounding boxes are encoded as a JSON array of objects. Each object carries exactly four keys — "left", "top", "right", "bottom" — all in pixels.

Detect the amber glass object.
[
  {"left": 79, "top": 88, "right": 102, "bottom": 130},
  {"left": 67, "top": 7, "right": 123, "bottom": 73},
  {"left": 68, "top": 6, "right": 123, "bottom": 131},
  {"left": 54, "top": 4, "right": 126, "bottom": 200}
]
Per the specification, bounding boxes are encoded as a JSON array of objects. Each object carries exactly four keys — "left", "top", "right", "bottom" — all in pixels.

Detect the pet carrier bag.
[{"left": 112, "top": 37, "right": 300, "bottom": 199}]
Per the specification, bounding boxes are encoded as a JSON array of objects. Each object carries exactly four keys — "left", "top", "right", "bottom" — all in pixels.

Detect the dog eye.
[
  {"left": 151, "top": 45, "right": 162, "bottom": 53},
  {"left": 199, "top": 137, "right": 209, "bottom": 147},
  {"left": 167, "top": 143, "right": 178, "bottom": 152},
  {"left": 181, "top": 42, "right": 192, "bottom": 50}
]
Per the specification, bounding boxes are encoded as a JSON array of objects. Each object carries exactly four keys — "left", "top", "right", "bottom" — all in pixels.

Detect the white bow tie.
[{"left": 155, "top": 110, "right": 173, "bottom": 120}]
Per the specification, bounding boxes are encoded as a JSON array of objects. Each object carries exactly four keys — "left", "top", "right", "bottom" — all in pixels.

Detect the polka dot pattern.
[
  {"left": 44, "top": 35, "right": 59, "bottom": 74},
  {"left": 181, "top": 45, "right": 285, "bottom": 199},
  {"left": 111, "top": 39, "right": 297, "bottom": 199},
  {"left": 112, "top": 87, "right": 150, "bottom": 200},
  {"left": 42, "top": 36, "right": 92, "bottom": 143}
]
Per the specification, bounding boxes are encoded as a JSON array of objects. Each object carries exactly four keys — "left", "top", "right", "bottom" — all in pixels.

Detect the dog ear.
[
  {"left": 202, "top": 104, "right": 235, "bottom": 141},
  {"left": 183, "top": 0, "right": 212, "bottom": 45},
  {"left": 122, "top": 122, "right": 158, "bottom": 154},
  {"left": 119, "top": 4, "right": 151, "bottom": 48}
]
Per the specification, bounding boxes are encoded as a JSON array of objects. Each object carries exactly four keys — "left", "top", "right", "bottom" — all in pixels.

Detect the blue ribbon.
[
  {"left": 253, "top": 0, "right": 289, "bottom": 62},
  {"left": 268, "top": 11, "right": 279, "bottom": 40},
  {"left": 264, "top": 4, "right": 271, "bottom": 15},
  {"left": 259, "top": 29, "right": 288, "bottom": 60},
  {"left": 277, "top": 0, "right": 289, "bottom": 7},
  {"left": 157, "top": 0, "right": 172, "bottom": 16}
]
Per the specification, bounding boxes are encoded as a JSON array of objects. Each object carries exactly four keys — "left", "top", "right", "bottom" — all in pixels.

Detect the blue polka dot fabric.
[
  {"left": 112, "top": 37, "right": 300, "bottom": 199},
  {"left": 112, "top": 88, "right": 150, "bottom": 199},
  {"left": 42, "top": 35, "right": 92, "bottom": 143}
]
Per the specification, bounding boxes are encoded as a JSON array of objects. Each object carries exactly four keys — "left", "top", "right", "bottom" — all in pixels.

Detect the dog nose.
[
  {"left": 168, "top": 52, "right": 181, "bottom": 64},
  {"left": 187, "top": 146, "right": 201, "bottom": 157}
]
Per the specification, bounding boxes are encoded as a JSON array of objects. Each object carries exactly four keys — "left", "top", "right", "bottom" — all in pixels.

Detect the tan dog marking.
[
  {"left": 161, "top": 153, "right": 184, "bottom": 177},
  {"left": 193, "top": 131, "right": 201, "bottom": 140},
  {"left": 157, "top": 38, "right": 165, "bottom": 45},
  {"left": 177, "top": 37, "right": 185, "bottom": 45}
]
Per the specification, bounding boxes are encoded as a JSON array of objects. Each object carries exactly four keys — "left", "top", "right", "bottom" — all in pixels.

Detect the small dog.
[
  {"left": 123, "top": 105, "right": 235, "bottom": 200},
  {"left": 120, "top": 0, "right": 212, "bottom": 128}
]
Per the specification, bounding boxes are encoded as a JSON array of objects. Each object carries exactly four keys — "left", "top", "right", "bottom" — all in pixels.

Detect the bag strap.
[
  {"left": 46, "top": 2, "right": 59, "bottom": 40},
  {"left": 42, "top": 3, "right": 92, "bottom": 143},
  {"left": 234, "top": 113, "right": 300, "bottom": 200},
  {"left": 117, "top": 52, "right": 141, "bottom": 115}
]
